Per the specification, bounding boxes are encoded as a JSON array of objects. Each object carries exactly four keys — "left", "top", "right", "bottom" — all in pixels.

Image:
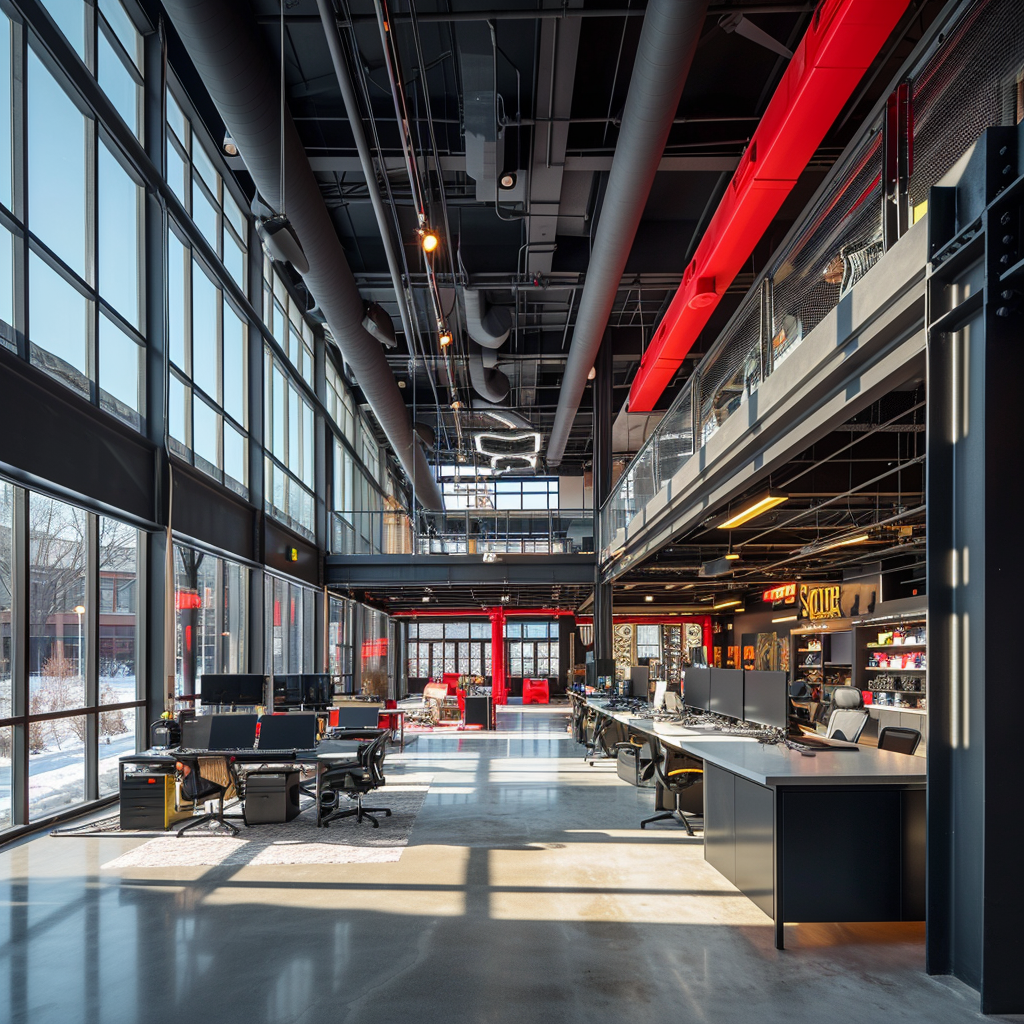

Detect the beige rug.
[{"left": 101, "top": 774, "right": 432, "bottom": 868}]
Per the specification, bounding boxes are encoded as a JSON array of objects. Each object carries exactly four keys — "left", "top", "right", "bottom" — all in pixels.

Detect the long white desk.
[{"left": 582, "top": 698, "right": 926, "bottom": 947}]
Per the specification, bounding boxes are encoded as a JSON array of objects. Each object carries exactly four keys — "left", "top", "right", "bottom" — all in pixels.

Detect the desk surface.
[{"left": 586, "top": 700, "right": 926, "bottom": 788}]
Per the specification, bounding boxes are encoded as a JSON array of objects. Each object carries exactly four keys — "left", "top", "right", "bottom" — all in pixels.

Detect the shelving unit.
[
  {"left": 789, "top": 630, "right": 852, "bottom": 702},
  {"left": 858, "top": 618, "right": 927, "bottom": 711}
]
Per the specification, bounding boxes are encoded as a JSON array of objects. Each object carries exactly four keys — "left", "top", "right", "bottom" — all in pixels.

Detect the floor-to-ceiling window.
[
  {"left": 173, "top": 541, "right": 249, "bottom": 697},
  {"left": 265, "top": 574, "right": 316, "bottom": 675}
]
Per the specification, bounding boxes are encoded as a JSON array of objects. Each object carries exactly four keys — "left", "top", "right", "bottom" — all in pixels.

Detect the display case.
[
  {"left": 857, "top": 619, "right": 927, "bottom": 710},
  {"left": 790, "top": 629, "right": 852, "bottom": 704}
]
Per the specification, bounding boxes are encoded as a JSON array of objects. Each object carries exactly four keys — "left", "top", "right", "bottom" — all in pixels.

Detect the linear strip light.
[
  {"left": 713, "top": 598, "right": 742, "bottom": 610},
  {"left": 718, "top": 490, "right": 788, "bottom": 529},
  {"left": 772, "top": 614, "right": 798, "bottom": 623},
  {"left": 799, "top": 532, "right": 870, "bottom": 556}
]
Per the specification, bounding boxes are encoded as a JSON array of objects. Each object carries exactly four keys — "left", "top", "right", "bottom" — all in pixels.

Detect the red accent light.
[
  {"left": 175, "top": 590, "right": 202, "bottom": 610},
  {"left": 628, "top": 0, "right": 911, "bottom": 411},
  {"left": 763, "top": 583, "right": 797, "bottom": 604}
]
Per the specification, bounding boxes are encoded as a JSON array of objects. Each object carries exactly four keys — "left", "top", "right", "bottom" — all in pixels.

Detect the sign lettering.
[{"left": 799, "top": 584, "right": 842, "bottom": 620}]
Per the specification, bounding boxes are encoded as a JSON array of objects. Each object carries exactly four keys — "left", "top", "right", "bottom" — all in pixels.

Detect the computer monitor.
[
  {"left": 199, "top": 673, "right": 267, "bottom": 707},
  {"left": 180, "top": 715, "right": 213, "bottom": 749},
  {"left": 257, "top": 713, "right": 319, "bottom": 750},
  {"left": 180, "top": 713, "right": 258, "bottom": 750},
  {"left": 335, "top": 706, "right": 380, "bottom": 729},
  {"left": 272, "top": 674, "right": 333, "bottom": 709},
  {"left": 743, "top": 670, "right": 789, "bottom": 730},
  {"left": 683, "top": 666, "right": 711, "bottom": 711},
  {"left": 208, "top": 713, "right": 258, "bottom": 749},
  {"left": 710, "top": 668, "right": 744, "bottom": 720}
]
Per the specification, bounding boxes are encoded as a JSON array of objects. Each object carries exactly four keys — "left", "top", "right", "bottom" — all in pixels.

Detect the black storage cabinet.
[
  {"left": 464, "top": 695, "right": 494, "bottom": 729},
  {"left": 243, "top": 771, "right": 301, "bottom": 825},
  {"left": 120, "top": 773, "right": 173, "bottom": 830}
]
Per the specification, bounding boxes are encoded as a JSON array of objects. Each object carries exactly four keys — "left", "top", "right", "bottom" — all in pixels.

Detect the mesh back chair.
[
  {"left": 176, "top": 756, "right": 242, "bottom": 836},
  {"left": 641, "top": 738, "right": 704, "bottom": 835},
  {"left": 826, "top": 686, "right": 867, "bottom": 742},
  {"left": 317, "top": 730, "right": 391, "bottom": 828},
  {"left": 877, "top": 725, "right": 922, "bottom": 755}
]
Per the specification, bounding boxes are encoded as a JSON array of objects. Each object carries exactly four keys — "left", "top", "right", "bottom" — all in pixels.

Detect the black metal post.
[{"left": 592, "top": 332, "right": 613, "bottom": 667}]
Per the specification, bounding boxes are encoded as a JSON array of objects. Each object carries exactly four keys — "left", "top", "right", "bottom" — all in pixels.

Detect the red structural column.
[{"left": 489, "top": 607, "right": 507, "bottom": 705}]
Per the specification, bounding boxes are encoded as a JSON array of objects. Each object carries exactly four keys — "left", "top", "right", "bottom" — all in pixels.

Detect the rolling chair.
[
  {"left": 317, "top": 730, "right": 392, "bottom": 828},
  {"left": 640, "top": 738, "right": 704, "bottom": 835},
  {"left": 583, "top": 713, "right": 619, "bottom": 765},
  {"left": 877, "top": 725, "right": 922, "bottom": 755},
  {"left": 826, "top": 685, "right": 869, "bottom": 743},
  {"left": 175, "top": 755, "right": 242, "bottom": 836}
]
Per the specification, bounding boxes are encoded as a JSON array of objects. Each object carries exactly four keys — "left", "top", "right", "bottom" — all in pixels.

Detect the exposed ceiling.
[
  {"left": 608, "top": 381, "right": 927, "bottom": 612},
  {"left": 164, "top": 0, "right": 944, "bottom": 480}
]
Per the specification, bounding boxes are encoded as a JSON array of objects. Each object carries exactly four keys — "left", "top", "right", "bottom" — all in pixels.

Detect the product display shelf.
[{"left": 857, "top": 618, "right": 927, "bottom": 711}]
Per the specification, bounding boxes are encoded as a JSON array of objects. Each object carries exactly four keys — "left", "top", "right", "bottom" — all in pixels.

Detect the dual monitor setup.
[
  {"left": 180, "top": 712, "right": 319, "bottom": 751},
  {"left": 198, "top": 673, "right": 333, "bottom": 710},
  {"left": 678, "top": 666, "right": 789, "bottom": 730}
]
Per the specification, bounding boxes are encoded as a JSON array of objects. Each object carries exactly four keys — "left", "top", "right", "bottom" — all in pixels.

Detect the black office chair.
[
  {"left": 826, "top": 685, "right": 868, "bottom": 742},
  {"left": 176, "top": 755, "right": 241, "bottom": 836},
  {"left": 877, "top": 725, "right": 922, "bottom": 755},
  {"left": 640, "top": 738, "right": 704, "bottom": 835},
  {"left": 583, "top": 713, "right": 620, "bottom": 765},
  {"left": 317, "top": 730, "right": 392, "bottom": 828}
]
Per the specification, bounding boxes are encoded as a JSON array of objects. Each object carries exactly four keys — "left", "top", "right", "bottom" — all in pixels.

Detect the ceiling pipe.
[
  {"left": 545, "top": 0, "right": 709, "bottom": 466},
  {"left": 160, "top": 0, "right": 444, "bottom": 511},
  {"left": 468, "top": 343, "right": 511, "bottom": 403},
  {"left": 316, "top": 0, "right": 418, "bottom": 358},
  {"left": 463, "top": 289, "right": 512, "bottom": 349}
]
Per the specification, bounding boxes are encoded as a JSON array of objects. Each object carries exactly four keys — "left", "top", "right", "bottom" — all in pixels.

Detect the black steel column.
[
  {"left": 592, "top": 332, "right": 613, "bottom": 667},
  {"left": 143, "top": 23, "right": 167, "bottom": 728},
  {"left": 926, "top": 128, "right": 1024, "bottom": 1014}
]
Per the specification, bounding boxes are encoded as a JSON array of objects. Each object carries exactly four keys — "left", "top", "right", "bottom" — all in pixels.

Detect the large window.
[
  {"left": 440, "top": 476, "right": 559, "bottom": 511},
  {"left": 265, "top": 346, "right": 316, "bottom": 539},
  {"left": 18, "top": 37, "right": 147, "bottom": 430},
  {"left": 265, "top": 574, "right": 315, "bottom": 675},
  {"left": 166, "top": 85, "right": 247, "bottom": 290},
  {"left": 0, "top": 481, "right": 145, "bottom": 830},
  {"left": 506, "top": 621, "right": 560, "bottom": 679},
  {"left": 406, "top": 620, "right": 492, "bottom": 680},
  {"left": 264, "top": 255, "right": 315, "bottom": 390},
  {"left": 167, "top": 228, "right": 249, "bottom": 496},
  {"left": 173, "top": 542, "right": 249, "bottom": 697},
  {"left": 636, "top": 625, "right": 661, "bottom": 660}
]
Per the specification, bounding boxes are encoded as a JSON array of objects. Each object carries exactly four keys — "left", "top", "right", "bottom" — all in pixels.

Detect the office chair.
[
  {"left": 317, "top": 730, "right": 392, "bottom": 828},
  {"left": 877, "top": 725, "right": 922, "bottom": 755},
  {"left": 825, "top": 685, "right": 868, "bottom": 743},
  {"left": 583, "top": 713, "right": 619, "bottom": 765},
  {"left": 175, "top": 755, "right": 241, "bottom": 836},
  {"left": 640, "top": 738, "right": 704, "bottom": 835}
]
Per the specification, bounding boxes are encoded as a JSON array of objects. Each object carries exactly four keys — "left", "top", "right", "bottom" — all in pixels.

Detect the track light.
[
  {"left": 222, "top": 131, "right": 238, "bottom": 157},
  {"left": 799, "top": 533, "right": 871, "bottom": 556},
  {"left": 718, "top": 489, "right": 788, "bottom": 529},
  {"left": 420, "top": 229, "right": 440, "bottom": 254}
]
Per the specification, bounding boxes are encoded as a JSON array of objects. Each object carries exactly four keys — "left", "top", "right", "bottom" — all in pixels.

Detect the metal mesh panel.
[
  {"left": 771, "top": 126, "right": 884, "bottom": 364},
  {"left": 909, "top": 0, "right": 1024, "bottom": 209},
  {"left": 698, "top": 301, "right": 762, "bottom": 445},
  {"left": 653, "top": 388, "right": 693, "bottom": 485}
]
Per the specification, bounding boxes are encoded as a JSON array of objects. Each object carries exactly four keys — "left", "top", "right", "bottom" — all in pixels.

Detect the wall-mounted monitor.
[
  {"left": 710, "top": 668, "right": 744, "bottom": 721},
  {"left": 683, "top": 666, "right": 711, "bottom": 711},
  {"left": 744, "top": 670, "right": 789, "bottom": 730},
  {"left": 199, "top": 674, "right": 267, "bottom": 707}
]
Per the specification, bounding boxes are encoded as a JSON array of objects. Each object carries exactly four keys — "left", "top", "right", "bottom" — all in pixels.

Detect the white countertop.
[
  {"left": 587, "top": 700, "right": 926, "bottom": 789},
  {"left": 868, "top": 705, "right": 927, "bottom": 716}
]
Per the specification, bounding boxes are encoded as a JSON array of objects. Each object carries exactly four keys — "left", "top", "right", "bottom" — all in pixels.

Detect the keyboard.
[{"left": 174, "top": 747, "right": 318, "bottom": 760}]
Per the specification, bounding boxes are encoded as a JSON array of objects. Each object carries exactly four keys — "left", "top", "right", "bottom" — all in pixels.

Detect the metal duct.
[
  {"left": 161, "top": 0, "right": 444, "bottom": 510},
  {"left": 470, "top": 403, "right": 534, "bottom": 431},
  {"left": 464, "top": 289, "right": 512, "bottom": 349},
  {"left": 468, "top": 343, "right": 510, "bottom": 403},
  {"left": 545, "top": 0, "right": 709, "bottom": 466}
]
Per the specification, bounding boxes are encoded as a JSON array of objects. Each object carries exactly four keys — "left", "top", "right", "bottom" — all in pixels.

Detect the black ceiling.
[{"left": 163, "top": 0, "right": 945, "bottom": 476}]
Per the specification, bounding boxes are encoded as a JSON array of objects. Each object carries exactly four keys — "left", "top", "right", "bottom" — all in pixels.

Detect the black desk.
[{"left": 584, "top": 698, "right": 926, "bottom": 947}]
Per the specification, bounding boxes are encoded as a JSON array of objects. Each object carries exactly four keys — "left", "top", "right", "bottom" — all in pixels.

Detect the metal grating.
[{"left": 909, "top": 0, "right": 1024, "bottom": 209}]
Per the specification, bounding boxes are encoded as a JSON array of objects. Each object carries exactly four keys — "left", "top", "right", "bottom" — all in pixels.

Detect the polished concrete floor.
[{"left": 0, "top": 707, "right": 1007, "bottom": 1024}]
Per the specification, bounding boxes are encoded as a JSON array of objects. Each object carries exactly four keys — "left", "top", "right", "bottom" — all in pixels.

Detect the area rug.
[{"left": 98, "top": 774, "right": 433, "bottom": 868}]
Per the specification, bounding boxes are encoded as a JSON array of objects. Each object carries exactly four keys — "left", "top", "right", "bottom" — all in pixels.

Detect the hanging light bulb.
[
  {"left": 421, "top": 229, "right": 440, "bottom": 254},
  {"left": 439, "top": 330, "right": 453, "bottom": 348}
]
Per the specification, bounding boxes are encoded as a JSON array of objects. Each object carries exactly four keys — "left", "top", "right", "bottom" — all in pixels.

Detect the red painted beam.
[{"left": 628, "top": 0, "right": 911, "bottom": 412}]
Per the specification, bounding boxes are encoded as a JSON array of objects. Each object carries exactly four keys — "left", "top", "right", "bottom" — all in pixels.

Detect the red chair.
[{"left": 522, "top": 678, "right": 549, "bottom": 705}]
